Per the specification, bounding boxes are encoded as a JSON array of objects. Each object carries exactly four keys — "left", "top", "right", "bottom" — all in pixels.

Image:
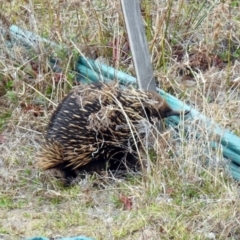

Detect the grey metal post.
[{"left": 121, "top": 0, "right": 157, "bottom": 92}]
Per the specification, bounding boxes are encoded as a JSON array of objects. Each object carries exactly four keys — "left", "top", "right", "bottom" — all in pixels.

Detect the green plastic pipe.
[{"left": 78, "top": 57, "right": 136, "bottom": 86}]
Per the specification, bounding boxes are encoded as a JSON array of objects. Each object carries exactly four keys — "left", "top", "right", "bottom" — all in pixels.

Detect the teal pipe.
[
  {"left": 211, "top": 141, "right": 240, "bottom": 165},
  {"left": 229, "top": 163, "right": 240, "bottom": 180},
  {"left": 9, "top": 24, "right": 58, "bottom": 47},
  {"left": 75, "top": 64, "right": 113, "bottom": 84},
  {"left": 159, "top": 89, "right": 240, "bottom": 156},
  {"left": 78, "top": 57, "right": 136, "bottom": 86},
  {"left": 25, "top": 236, "right": 93, "bottom": 240}
]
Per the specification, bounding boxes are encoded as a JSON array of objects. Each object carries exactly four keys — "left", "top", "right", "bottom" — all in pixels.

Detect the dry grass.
[{"left": 1, "top": 0, "right": 240, "bottom": 239}]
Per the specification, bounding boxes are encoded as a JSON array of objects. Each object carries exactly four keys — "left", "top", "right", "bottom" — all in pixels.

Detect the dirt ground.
[{"left": 1, "top": 0, "right": 240, "bottom": 239}]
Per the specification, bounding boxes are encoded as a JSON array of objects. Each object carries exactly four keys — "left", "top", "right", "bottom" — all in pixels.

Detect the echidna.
[{"left": 37, "top": 82, "right": 188, "bottom": 185}]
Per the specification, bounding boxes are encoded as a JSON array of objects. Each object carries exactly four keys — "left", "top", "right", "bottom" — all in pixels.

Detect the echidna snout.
[{"left": 146, "top": 90, "right": 189, "bottom": 119}]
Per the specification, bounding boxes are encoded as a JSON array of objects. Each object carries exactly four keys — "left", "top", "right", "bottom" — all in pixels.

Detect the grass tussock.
[{"left": 0, "top": 0, "right": 240, "bottom": 239}]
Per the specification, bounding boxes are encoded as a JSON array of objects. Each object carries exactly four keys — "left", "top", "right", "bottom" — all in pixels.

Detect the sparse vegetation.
[{"left": 0, "top": 0, "right": 240, "bottom": 239}]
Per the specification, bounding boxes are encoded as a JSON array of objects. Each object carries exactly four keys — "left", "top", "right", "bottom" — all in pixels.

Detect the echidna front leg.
[{"left": 60, "top": 164, "right": 77, "bottom": 186}]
